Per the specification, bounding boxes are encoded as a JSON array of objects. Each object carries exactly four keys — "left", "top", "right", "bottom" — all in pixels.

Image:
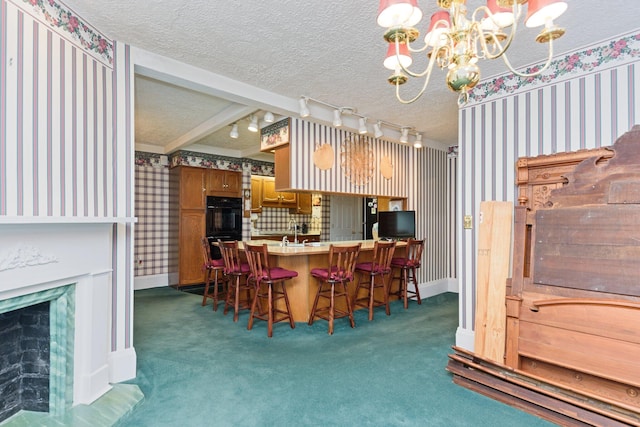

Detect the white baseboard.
[
  {"left": 134, "top": 273, "right": 169, "bottom": 290},
  {"left": 108, "top": 347, "right": 137, "bottom": 383},
  {"left": 455, "top": 327, "right": 475, "bottom": 352},
  {"left": 75, "top": 364, "right": 112, "bottom": 405},
  {"left": 414, "top": 277, "right": 458, "bottom": 299}
]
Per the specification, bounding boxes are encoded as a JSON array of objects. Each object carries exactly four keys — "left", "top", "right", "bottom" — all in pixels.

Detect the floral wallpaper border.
[
  {"left": 135, "top": 150, "right": 275, "bottom": 177},
  {"left": 14, "top": 0, "right": 113, "bottom": 66},
  {"left": 468, "top": 30, "right": 640, "bottom": 104}
]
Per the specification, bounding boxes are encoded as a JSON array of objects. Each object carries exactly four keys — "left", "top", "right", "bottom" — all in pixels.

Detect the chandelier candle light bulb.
[{"left": 377, "top": 0, "right": 568, "bottom": 105}]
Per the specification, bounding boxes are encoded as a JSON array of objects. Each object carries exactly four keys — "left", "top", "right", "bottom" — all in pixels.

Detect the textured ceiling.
[{"left": 62, "top": 0, "right": 640, "bottom": 160}]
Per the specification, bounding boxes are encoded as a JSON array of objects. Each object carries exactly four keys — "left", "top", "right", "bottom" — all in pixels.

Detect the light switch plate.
[{"left": 463, "top": 215, "right": 473, "bottom": 229}]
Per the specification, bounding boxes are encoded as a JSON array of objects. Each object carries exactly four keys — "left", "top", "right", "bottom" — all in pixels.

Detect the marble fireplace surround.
[{"left": 0, "top": 221, "right": 118, "bottom": 417}]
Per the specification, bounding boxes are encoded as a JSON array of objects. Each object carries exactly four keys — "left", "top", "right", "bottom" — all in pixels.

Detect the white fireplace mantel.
[{"left": 0, "top": 221, "right": 128, "bottom": 407}]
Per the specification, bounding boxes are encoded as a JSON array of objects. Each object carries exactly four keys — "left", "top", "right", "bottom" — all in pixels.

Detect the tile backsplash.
[{"left": 252, "top": 207, "right": 315, "bottom": 233}]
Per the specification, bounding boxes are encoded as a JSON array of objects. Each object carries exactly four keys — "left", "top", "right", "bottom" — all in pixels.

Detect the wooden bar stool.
[
  {"left": 219, "top": 240, "right": 252, "bottom": 322},
  {"left": 308, "top": 243, "right": 361, "bottom": 335},
  {"left": 389, "top": 238, "right": 424, "bottom": 309},
  {"left": 200, "top": 237, "right": 227, "bottom": 311},
  {"left": 244, "top": 243, "right": 297, "bottom": 337},
  {"left": 353, "top": 240, "right": 396, "bottom": 321}
]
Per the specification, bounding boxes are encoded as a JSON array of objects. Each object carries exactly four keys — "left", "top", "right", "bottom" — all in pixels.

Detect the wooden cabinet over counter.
[
  {"left": 208, "top": 169, "right": 241, "bottom": 197},
  {"left": 262, "top": 176, "right": 297, "bottom": 208},
  {"left": 251, "top": 175, "right": 312, "bottom": 214}
]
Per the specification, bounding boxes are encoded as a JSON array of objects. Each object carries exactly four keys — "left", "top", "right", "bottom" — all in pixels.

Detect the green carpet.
[{"left": 121, "top": 287, "right": 553, "bottom": 427}]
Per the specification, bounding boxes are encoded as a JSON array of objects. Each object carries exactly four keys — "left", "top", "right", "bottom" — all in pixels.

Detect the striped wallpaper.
[
  {"left": 1, "top": 0, "right": 116, "bottom": 217},
  {"left": 457, "top": 29, "right": 640, "bottom": 344},
  {"left": 1, "top": 0, "right": 135, "bottom": 358},
  {"left": 287, "top": 118, "right": 454, "bottom": 286},
  {"left": 288, "top": 119, "right": 412, "bottom": 198}
]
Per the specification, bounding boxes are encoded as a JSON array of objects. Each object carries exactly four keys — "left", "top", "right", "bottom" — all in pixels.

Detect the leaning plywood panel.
[{"left": 474, "top": 201, "right": 513, "bottom": 364}]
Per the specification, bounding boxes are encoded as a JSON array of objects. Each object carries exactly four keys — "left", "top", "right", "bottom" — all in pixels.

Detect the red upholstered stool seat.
[
  {"left": 389, "top": 238, "right": 424, "bottom": 309},
  {"left": 219, "top": 240, "right": 253, "bottom": 322},
  {"left": 309, "top": 243, "right": 361, "bottom": 335},
  {"left": 244, "top": 243, "right": 297, "bottom": 337},
  {"left": 353, "top": 240, "right": 396, "bottom": 321},
  {"left": 200, "top": 238, "right": 228, "bottom": 311}
]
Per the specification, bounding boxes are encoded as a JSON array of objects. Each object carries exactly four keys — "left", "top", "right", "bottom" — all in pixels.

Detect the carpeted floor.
[{"left": 121, "top": 287, "right": 554, "bottom": 427}]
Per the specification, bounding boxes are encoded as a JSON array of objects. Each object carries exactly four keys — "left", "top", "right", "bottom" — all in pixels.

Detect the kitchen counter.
[
  {"left": 239, "top": 239, "right": 406, "bottom": 322},
  {"left": 250, "top": 230, "right": 321, "bottom": 243}
]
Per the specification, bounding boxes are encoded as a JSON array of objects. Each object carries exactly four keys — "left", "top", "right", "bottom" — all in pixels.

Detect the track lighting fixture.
[
  {"left": 299, "top": 96, "right": 417, "bottom": 144},
  {"left": 373, "top": 121, "right": 383, "bottom": 138},
  {"left": 263, "top": 111, "right": 274, "bottom": 123},
  {"left": 413, "top": 133, "right": 423, "bottom": 148},
  {"left": 333, "top": 109, "right": 343, "bottom": 127},
  {"left": 400, "top": 127, "right": 410, "bottom": 143},
  {"left": 299, "top": 97, "right": 310, "bottom": 117},
  {"left": 229, "top": 123, "right": 239, "bottom": 139},
  {"left": 248, "top": 115, "right": 259, "bottom": 132},
  {"left": 358, "top": 117, "right": 368, "bottom": 134}
]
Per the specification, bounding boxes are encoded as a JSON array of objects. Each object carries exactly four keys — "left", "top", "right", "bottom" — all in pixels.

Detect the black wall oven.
[{"left": 206, "top": 196, "right": 242, "bottom": 258}]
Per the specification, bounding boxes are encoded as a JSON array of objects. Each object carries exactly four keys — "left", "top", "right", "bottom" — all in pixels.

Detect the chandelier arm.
[
  {"left": 394, "top": 50, "right": 442, "bottom": 104},
  {"left": 469, "top": 3, "right": 523, "bottom": 30},
  {"left": 473, "top": 2, "right": 523, "bottom": 61},
  {"left": 476, "top": 24, "right": 515, "bottom": 61},
  {"left": 476, "top": 10, "right": 522, "bottom": 61},
  {"left": 405, "top": 39, "right": 430, "bottom": 54},
  {"left": 395, "top": 38, "right": 448, "bottom": 79},
  {"left": 500, "top": 36, "right": 555, "bottom": 78}
]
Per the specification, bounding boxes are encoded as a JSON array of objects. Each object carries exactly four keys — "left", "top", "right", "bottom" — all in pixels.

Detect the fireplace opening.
[{"left": 0, "top": 301, "right": 51, "bottom": 423}]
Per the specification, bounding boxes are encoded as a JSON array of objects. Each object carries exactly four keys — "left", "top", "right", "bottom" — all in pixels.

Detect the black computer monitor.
[{"left": 378, "top": 210, "right": 415, "bottom": 239}]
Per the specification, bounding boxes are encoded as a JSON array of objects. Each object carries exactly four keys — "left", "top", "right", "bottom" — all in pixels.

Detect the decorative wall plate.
[
  {"left": 340, "top": 135, "right": 374, "bottom": 186},
  {"left": 313, "top": 143, "right": 334, "bottom": 170},
  {"left": 380, "top": 155, "right": 393, "bottom": 180}
]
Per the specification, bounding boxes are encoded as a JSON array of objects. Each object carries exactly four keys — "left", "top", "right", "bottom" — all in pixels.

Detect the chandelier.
[{"left": 377, "top": 0, "right": 568, "bottom": 105}]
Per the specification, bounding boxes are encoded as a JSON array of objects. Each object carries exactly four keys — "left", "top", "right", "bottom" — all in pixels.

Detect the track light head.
[
  {"left": 400, "top": 127, "right": 410, "bottom": 143},
  {"left": 374, "top": 121, "right": 383, "bottom": 138},
  {"left": 333, "top": 109, "right": 343, "bottom": 127},
  {"left": 229, "top": 123, "right": 239, "bottom": 139},
  {"left": 248, "top": 115, "right": 259, "bottom": 132},
  {"left": 358, "top": 117, "right": 368, "bottom": 134},
  {"left": 413, "top": 133, "right": 423, "bottom": 148},
  {"left": 299, "top": 97, "right": 310, "bottom": 118}
]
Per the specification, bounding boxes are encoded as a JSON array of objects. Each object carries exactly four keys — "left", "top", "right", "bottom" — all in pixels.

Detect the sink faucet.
[
  {"left": 281, "top": 236, "right": 289, "bottom": 247},
  {"left": 288, "top": 219, "right": 298, "bottom": 244}
]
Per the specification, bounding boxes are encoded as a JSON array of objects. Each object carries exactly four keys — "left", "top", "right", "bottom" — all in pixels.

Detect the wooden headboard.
[
  {"left": 507, "top": 125, "right": 640, "bottom": 425},
  {"left": 449, "top": 126, "right": 640, "bottom": 427}
]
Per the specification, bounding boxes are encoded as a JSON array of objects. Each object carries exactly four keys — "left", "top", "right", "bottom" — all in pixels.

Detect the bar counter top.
[
  {"left": 240, "top": 239, "right": 402, "bottom": 256},
  {"left": 237, "top": 239, "right": 406, "bottom": 322}
]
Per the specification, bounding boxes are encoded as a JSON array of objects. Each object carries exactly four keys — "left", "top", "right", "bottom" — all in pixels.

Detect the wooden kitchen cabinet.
[
  {"left": 169, "top": 165, "right": 207, "bottom": 286},
  {"left": 291, "top": 192, "right": 312, "bottom": 214},
  {"left": 179, "top": 166, "right": 207, "bottom": 209},
  {"left": 207, "top": 169, "right": 241, "bottom": 197},
  {"left": 261, "top": 176, "right": 297, "bottom": 208},
  {"left": 178, "top": 210, "right": 206, "bottom": 285},
  {"left": 250, "top": 176, "right": 263, "bottom": 213}
]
